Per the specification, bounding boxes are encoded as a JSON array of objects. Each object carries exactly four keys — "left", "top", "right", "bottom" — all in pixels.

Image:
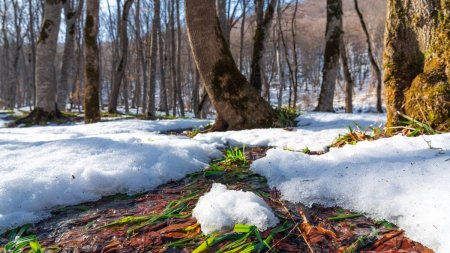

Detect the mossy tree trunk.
[
  {"left": 316, "top": 0, "right": 343, "bottom": 112},
  {"left": 185, "top": 0, "right": 276, "bottom": 131},
  {"left": 146, "top": 0, "right": 160, "bottom": 119},
  {"left": 83, "top": 0, "right": 101, "bottom": 123},
  {"left": 384, "top": 0, "right": 449, "bottom": 131},
  {"left": 36, "top": 0, "right": 64, "bottom": 114}
]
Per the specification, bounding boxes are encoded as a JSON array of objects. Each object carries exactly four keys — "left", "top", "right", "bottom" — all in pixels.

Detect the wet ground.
[{"left": 1, "top": 148, "right": 433, "bottom": 252}]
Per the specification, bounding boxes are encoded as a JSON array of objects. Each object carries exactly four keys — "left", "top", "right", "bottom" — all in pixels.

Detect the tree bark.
[
  {"left": 158, "top": 20, "right": 169, "bottom": 115},
  {"left": 340, "top": 40, "right": 353, "bottom": 113},
  {"left": 35, "top": 0, "right": 63, "bottom": 114},
  {"left": 249, "top": 0, "right": 277, "bottom": 93},
  {"left": 238, "top": 0, "right": 247, "bottom": 72},
  {"left": 57, "top": 0, "right": 83, "bottom": 111},
  {"left": 146, "top": 0, "right": 160, "bottom": 119},
  {"left": 108, "top": 0, "right": 133, "bottom": 114},
  {"left": 83, "top": 0, "right": 101, "bottom": 123},
  {"left": 185, "top": 0, "right": 275, "bottom": 131},
  {"left": 354, "top": 0, "right": 382, "bottom": 113},
  {"left": 176, "top": 0, "right": 185, "bottom": 117},
  {"left": 384, "top": 0, "right": 449, "bottom": 131},
  {"left": 315, "top": 0, "right": 343, "bottom": 112}
]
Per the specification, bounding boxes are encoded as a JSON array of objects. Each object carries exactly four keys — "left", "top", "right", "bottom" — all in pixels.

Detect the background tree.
[
  {"left": 383, "top": 0, "right": 449, "bottom": 130},
  {"left": 316, "top": 0, "right": 343, "bottom": 112},
  {"left": 22, "top": 0, "right": 64, "bottom": 123},
  {"left": 108, "top": 0, "right": 134, "bottom": 114},
  {"left": 185, "top": 0, "right": 275, "bottom": 130},
  {"left": 146, "top": 0, "right": 160, "bottom": 119},
  {"left": 84, "top": 0, "right": 101, "bottom": 123}
]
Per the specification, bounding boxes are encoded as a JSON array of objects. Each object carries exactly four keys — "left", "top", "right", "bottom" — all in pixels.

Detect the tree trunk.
[
  {"left": 35, "top": 0, "right": 63, "bottom": 114},
  {"left": 108, "top": 0, "right": 133, "bottom": 114},
  {"left": 315, "top": 0, "right": 343, "bottom": 112},
  {"left": 354, "top": 0, "right": 382, "bottom": 113},
  {"left": 185, "top": 0, "right": 275, "bottom": 131},
  {"left": 238, "top": 0, "right": 247, "bottom": 72},
  {"left": 340, "top": 40, "right": 353, "bottom": 113},
  {"left": 57, "top": 0, "right": 83, "bottom": 111},
  {"left": 249, "top": 0, "right": 277, "bottom": 92},
  {"left": 146, "top": 0, "right": 159, "bottom": 119},
  {"left": 83, "top": 0, "right": 101, "bottom": 123},
  {"left": 216, "top": 0, "right": 230, "bottom": 43},
  {"left": 158, "top": 21, "right": 169, "bottom": 115},
  {"left": 176, "top": 0, "right": 185, "bottom": 117},
  {"left": 384, "top": 0, "right": 449, "bottom": 131}
]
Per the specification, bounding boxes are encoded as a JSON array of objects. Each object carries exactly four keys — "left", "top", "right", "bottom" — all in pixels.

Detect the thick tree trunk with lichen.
[
  {"left": 83, "top": 0, "right": 101, "bottom": 123},
  {"left": 316, "top": 0, "right": 343, "bottom": 112},
  {"left": 57, "top": 0, "right": 83, "bottom": 111},
  {"left": 35, "top": 0, "right": 63, "bottom": 114},
  {"left": 384, "top": 0, "right": 449, "bottom": 131},
  {"left": 185, "top": 0, "right": 275, "bottom": 131}
]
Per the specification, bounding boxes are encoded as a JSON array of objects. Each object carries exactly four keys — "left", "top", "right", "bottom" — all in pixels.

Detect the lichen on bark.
[{"left": 384, "top": 0, "right": 449, "bottom": 131}]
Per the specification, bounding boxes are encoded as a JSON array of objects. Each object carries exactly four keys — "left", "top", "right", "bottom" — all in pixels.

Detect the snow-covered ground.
[
  {"left": 252, "top": 133, "right": 450, "bottom": 252},
  {"left": 195, "top": 112, "right": 385, "bottom": 152},
  {"left": 0, "top": 112, "right": 448, "bottom": 252},
  {"left": 193, "top": 183, "right": 278, "bottom": 234},
  {"left": 0, "top": 119, "right": 219, "bottom": 233}
]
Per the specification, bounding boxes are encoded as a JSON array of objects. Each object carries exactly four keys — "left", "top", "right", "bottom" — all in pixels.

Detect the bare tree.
[
  {"left": 316, "top": 0, "right": 343, "bottom": 112},
  {"left": 185, "top": 0, "right": 275, "bottom": 130},
  {"left": 57, "top": 0, "right": 83, "bottom": 111},
  {"left": 19, "top": 0, "right": 64, "bottom": 123},
  {"left": 249, "top": 0, "right": 277, "bottom": 93},
  {"left": 108, "top": 0, "right": 134, "bottom": 114},
  {"left": 146, "top": 0, "right": 160, "bottom": 119},
  {"left": 84, "top": 0, "right": 101, "bottom": 123},
  {"left": 354, "top": 0, "right": 382, "bottom": 113}
]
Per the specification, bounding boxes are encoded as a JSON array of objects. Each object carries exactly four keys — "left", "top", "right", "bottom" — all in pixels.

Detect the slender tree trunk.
[
  {"left": 58, "top": 0, "right": 83, "bottom": 111},
  {"left": 315, "top": 0, "right": 343, "bottom": 112},
  {"left": 158, "top": 20, "right": 169, "bottom": 115},
  {"left": 249, "top": 0, "right": 277, "bottom": 92},
  {"left": 239, "top": 0, "right": 247, "bottom": 72},
  {"left": 384, "top": 0, "right": 449, "bottom": 131},
  {"left": 185, "top": 0, "right": 275, "bottom": 131},
  {"left": 28, "top": 0, "right": 37, "bottom": 108},
  {"left": 216, "top": 0, "right": 230, "bottom": 43},
  {"left": 169, "top": 0, "right": 177, "bottom": 116},
  {"left": 176, "top": 0, "right": 185, "bottom": 117},
  {"left": 108, "top": 0, "right": 133, "bottom": 114},
  {"left": 83, "top": 0, "right": 101, "bottom": 123},
  {"left": 354, "top": 0, "right": 382, "bottom": 113},
  {"left": 35, "top": 0, "right": 63, "bottom": 114},
  {"left": 147, "top": 0, "right": 160, "bottom": 119},
  {"left": 340, "top": 40, "right": 353, "bottom": 113}
]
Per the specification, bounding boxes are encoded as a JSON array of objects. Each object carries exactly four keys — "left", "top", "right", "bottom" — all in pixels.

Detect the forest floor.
[{"left": 0, "top": 110, "right": 448, "bottom": 252}]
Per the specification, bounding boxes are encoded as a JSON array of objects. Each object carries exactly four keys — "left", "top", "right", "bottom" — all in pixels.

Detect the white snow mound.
[
  {"left": 0, "top": 119, "right": 220, "bottom": 233},
  {"left": 192, "top": 183, "right": 279, "bottom": 234},
  {"left": 252, "top": 133, "right": 450, "bottom": 253}
]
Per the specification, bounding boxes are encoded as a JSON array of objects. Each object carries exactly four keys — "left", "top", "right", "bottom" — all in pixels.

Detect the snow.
[
  {"left": 192, "top": 183, "right": 279, "bottom": 234},
  {"left": 194, "top": 112, "right": 385, "bottom": 152},
  {"left": 251, "top": 133, "right": 450, "bottom": 253},
  {"left": 0, "top": 119, "right": 220, "bottom": 233}
]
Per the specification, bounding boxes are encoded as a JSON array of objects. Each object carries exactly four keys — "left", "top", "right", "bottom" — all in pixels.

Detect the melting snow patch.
[
  {"left": 193, "top": 183, "right": 279, "bottom": 234},
  {"left": 251, "top": 133, "right": 450, "bottom": 253},
  {"left": 0, "top": 119, "right": 220, "bottom": 233},
  {"left": 194, "top": 112, "right": 384, "bottom": 152}
]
